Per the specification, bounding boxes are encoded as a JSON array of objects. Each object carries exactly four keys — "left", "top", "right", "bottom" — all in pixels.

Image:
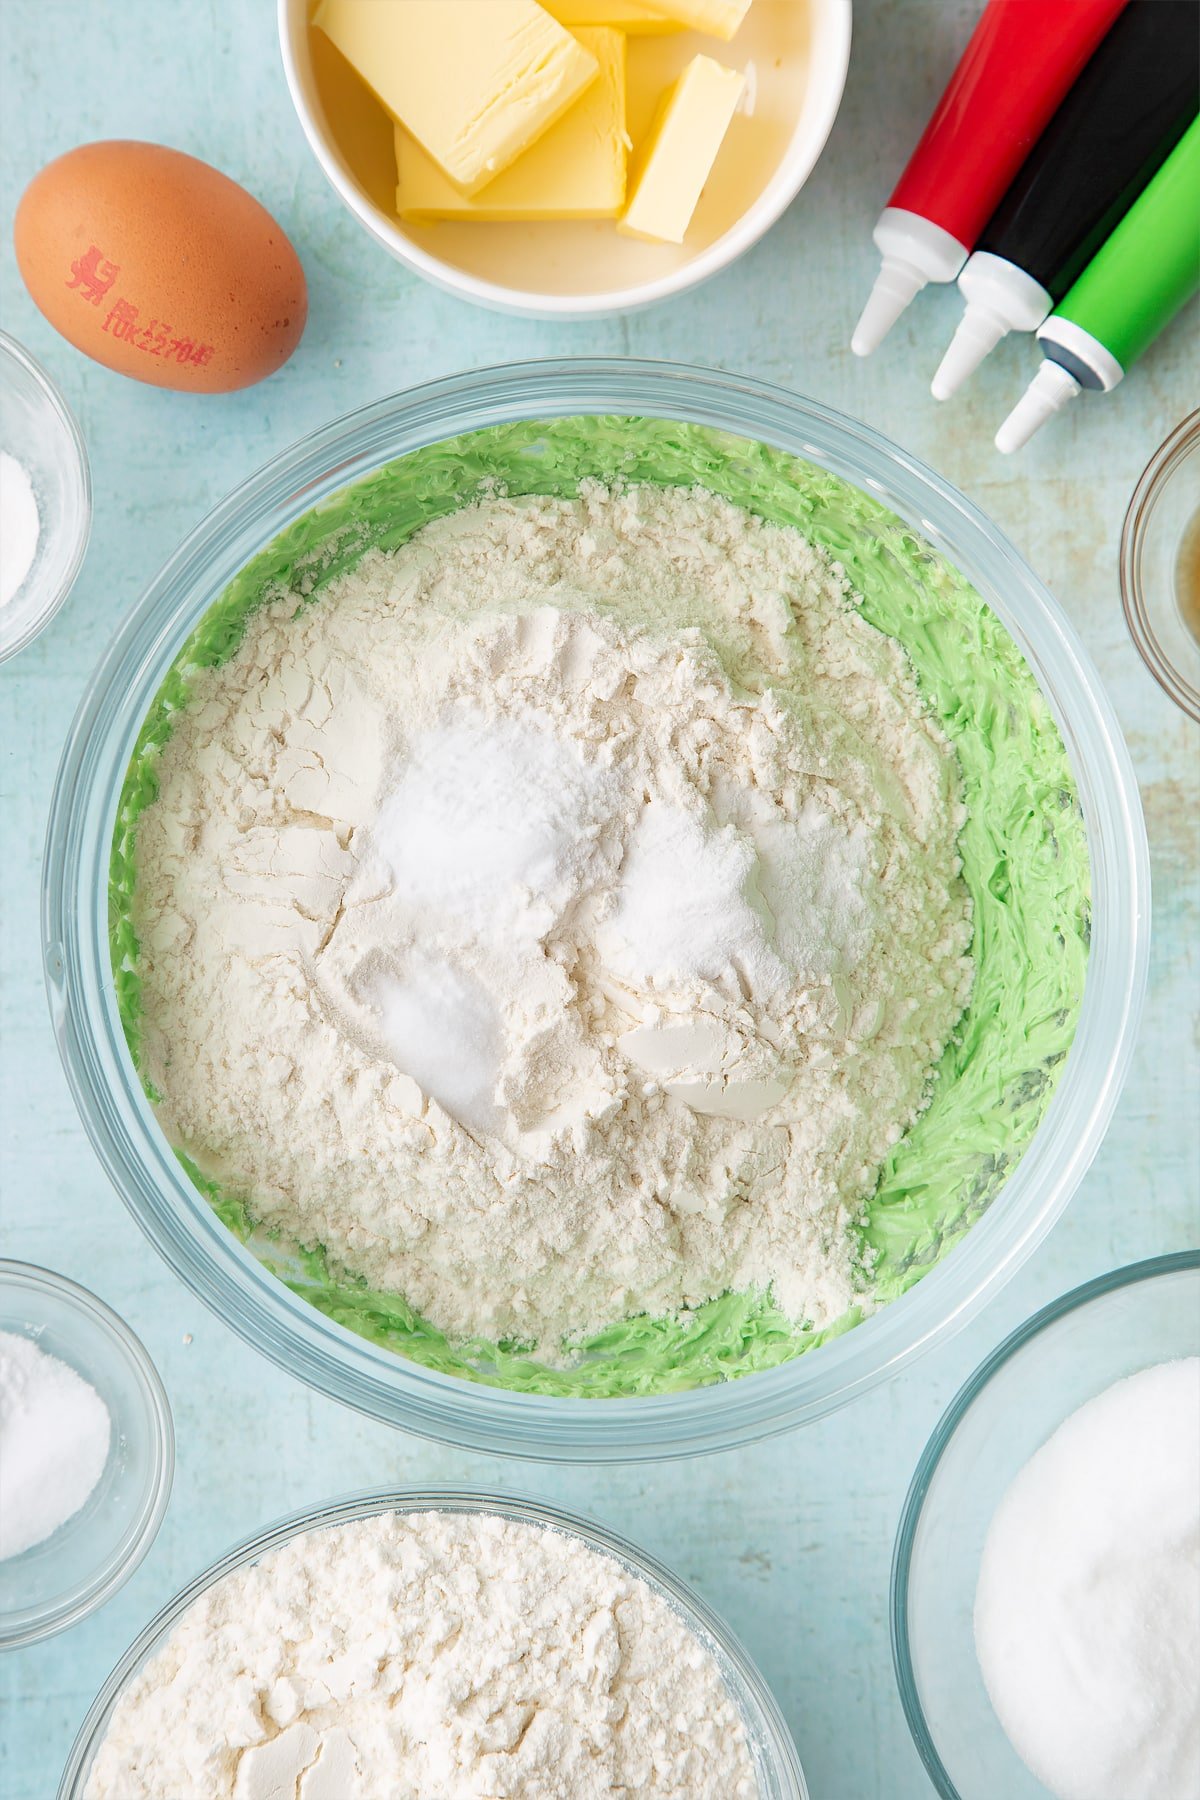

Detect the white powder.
[
  {"left": 84, "top": 1508, "right": 760, "bottom": 1799},
  {"left": 597, "top": 799, "right": 786, "bottom": 998},
  {"left": 975, "top": 1357, "right": 1200, "bottom": 1800},
  {"left": 374, "top": 713, "right": 613, "bottom": 944},
  {"left": 0, "top": 452, "right": 40, "bottom": 609},
  {"left": 0, "top": 1329, "right": 111, "bottom": 1560},
  {"left": 133, "top": 483, "right": 972, "bottom": 1357},
  {"left": 373, "top": 956, "right": 505, "bottom": 1136}
]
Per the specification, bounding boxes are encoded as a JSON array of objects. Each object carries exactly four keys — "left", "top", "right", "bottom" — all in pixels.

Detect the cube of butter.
[
  {"left": 541, "top": 0, "right": 681, "bottom": 31},
  {"left": 635, "top": 0, "right": 753, "bottom": 37},
  {"left": 618, "top": 54, "right": 745, "bottom": 244},
  {"left": 312, "top": 0, "right": 599, "bottom": 195},
  {"left": 396, "top": 28, "right": 627, "bottom": 222}
]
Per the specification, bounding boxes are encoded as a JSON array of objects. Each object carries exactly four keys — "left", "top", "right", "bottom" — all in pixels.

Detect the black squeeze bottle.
[{"left": 932, "top": 0, "right": 1199, "bottom": 398}]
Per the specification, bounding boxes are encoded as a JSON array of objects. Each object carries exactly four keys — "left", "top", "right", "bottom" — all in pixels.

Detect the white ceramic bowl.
[
  {"left": 0, "top": 332, "right": 91, "bottom": 663},
  {"left": 278, "top": 0, "right": 852, "bottom": 318}
]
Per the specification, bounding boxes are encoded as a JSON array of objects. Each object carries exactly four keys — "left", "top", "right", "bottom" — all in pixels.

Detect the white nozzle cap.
[
  {"left": 852, "top": 259, "right": 928, "bottom": 357},
  {"left": 851, "top": 208, "right": 967, "bottom": 357},
  {"left": 995, "top": 360, "right": 1081, "bottom": 454},
  {"left": 933, "top": 253, "right": 1052, "bottom": 399},
  {"left": 932, "top": 306, "right": 1009, "bottom": 399}
]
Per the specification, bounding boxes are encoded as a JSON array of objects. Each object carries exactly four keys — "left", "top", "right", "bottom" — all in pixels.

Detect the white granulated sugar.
[
  {"left": 975, "top": 1357, "right": 1200, "bottom": 1800},
  {"left": 0, "top": 1330, "right": 111, "bottom": 1560},
  {"left": 133, "top": 483, "right": 972, "bottom": 1356},
  {"left": 0, "top": 451, "right": 40, "bottom": 609},
  {"left": 84, "top": 1509, "right": 760, "bottom": 1800}
]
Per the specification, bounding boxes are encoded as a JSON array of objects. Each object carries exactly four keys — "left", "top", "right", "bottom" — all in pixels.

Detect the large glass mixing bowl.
[{"left": 43, "top": 360, "right": 1149, "bottom": 1460}]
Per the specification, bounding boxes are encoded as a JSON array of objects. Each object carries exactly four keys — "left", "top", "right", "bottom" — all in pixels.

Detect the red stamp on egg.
[{"left": 69, "top": 243, "right": 216, "bottom": 367}]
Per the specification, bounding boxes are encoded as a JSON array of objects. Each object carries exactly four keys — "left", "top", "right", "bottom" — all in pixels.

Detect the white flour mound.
[
  {"left": 133, "top": 483, "right": 972, "bottom": 1356},
  {"left": 84, "top": 1509, "right": 760, "bottom": 1800}
]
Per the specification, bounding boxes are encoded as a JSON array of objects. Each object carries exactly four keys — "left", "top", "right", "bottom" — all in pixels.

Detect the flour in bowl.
[
  {"left": 131, "top": 483, "right": 972, "bottom": 1358},
  {"left": 84, "top": 1509, "right": 760, "bottom": 1799}
]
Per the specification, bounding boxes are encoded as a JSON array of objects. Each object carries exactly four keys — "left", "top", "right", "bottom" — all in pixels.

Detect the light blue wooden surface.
[{"left": 1, "top": 4, "right": 1196, "bottom": 1796}]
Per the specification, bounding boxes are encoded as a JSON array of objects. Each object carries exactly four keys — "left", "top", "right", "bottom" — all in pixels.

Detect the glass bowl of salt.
[
  {"left": 0, "top": 331, "right": 91, "bottom": 664},
  {"left": 0, "top": 1261, "right": 173, "bottom": 1649},
  {"left": 891, "top": 1250, "right": 1200, "bottom": 1800}
]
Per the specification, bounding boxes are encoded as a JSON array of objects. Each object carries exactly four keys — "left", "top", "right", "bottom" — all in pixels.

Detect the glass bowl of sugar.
[
  {"left": 892, "top": 1251, "right": 1200, "bottom": 1800},
  {"left": 0, "top": 1261, "right": 173, "bottom": 1648},
  {"left": 0, "top": 331, "right": 91, "bottom": 664}
]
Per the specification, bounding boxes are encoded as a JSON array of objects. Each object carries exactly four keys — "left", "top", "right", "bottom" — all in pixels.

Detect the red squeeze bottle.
[{"left": 852, "top": 0, "right": 1128, "bottom": 356}]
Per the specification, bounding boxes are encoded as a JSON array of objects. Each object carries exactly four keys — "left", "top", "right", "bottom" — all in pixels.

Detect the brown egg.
[{"left": 14, "top": 141, "right": 307, "bottom": 394}]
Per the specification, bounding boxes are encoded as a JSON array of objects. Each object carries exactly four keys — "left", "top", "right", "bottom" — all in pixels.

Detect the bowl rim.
[
  {"left": 0, "top": 329, "right": 92, "bottom": 666},
  {"left": 276, "top": 0, "right": 854, "bottom": 319},
  {"left": 57, "top": 1483, "right": 808, "bottom": 1800},
  {"left": 0, "top": 1259, "right": 174, "bottom": 1650},
  {"left": 42, "top": 356, "right": 1150, "bottom": 1462},
  {"left": 890, "top": 1248, "right": 1200, "bottom": 1800},
  {"left": 1119, "top": 407, "right": 1200, "bottom": 724}
]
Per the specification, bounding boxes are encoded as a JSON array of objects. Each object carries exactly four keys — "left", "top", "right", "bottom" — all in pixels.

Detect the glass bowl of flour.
[
  {"left": 59, "top": 1487, "right": 808, "bottom": 1799},
  {"left": 0, "top": 1262, "right": 173, "bottom": 1648},
  {"left": 43, "top": 360, "right": 1149, "bottom": 1459},
  {"left": 892, "top": 1251, "right": 1200, "bottom": 1800}
]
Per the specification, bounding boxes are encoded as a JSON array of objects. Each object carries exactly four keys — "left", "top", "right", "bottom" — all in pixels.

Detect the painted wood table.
[{"left": 1, "top": 3, "right": 1196, "bottom": 1795}]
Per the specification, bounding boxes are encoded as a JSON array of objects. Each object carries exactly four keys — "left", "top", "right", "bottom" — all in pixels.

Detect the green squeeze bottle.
[{"left": 996, "top": 116, "right": 1200, "bottom": 452}]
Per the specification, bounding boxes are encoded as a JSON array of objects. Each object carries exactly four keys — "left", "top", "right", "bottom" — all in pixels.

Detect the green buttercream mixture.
[{"left": 109, "top": 417, "right": 1090, "bottom": 1397}]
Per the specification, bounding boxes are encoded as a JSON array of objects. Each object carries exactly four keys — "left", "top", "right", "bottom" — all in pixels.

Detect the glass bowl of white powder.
[
  {"left": 0, "top": 1262, "right": 173, "bottom": 1649},
  {"left": 59, "top": 1486, "right": 808, "bottom": 1799},
  {"left": 43, "top": 359, "right": 1149, "bottom": 1459},
  {"left": 892, "top": 1251, "right": 1200, "bottom": 1800},
  {"left": 0, "top": 332, "right": 91, "bottom": 663}
]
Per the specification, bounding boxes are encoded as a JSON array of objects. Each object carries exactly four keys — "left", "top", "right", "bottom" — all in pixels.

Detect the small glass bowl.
[
  {"left": 59, "top": 1486, "right": 808, "bottom": 1799},
  {"left": 0, "top": 332, "right": 91, "bottom": 663},
  {"left": 1120, "top": 410, "right": 1200, "bottom": 722},
  {"left": 0, "top": 1262, "right": 173, "bottom": 1649},
  {"left": 891, "top": 1251, "right": 1200, "bottom": 1799}
]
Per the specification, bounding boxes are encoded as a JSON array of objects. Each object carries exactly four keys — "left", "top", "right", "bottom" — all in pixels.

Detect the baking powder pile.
[
  {"left": 84, "top": 1509, "right": 759, "bottom": 1799},
  {"left": 132, "top": 483, "right": 972, "bottom": 1356},
  {"left": 0, "top": 1329, "right": 111, "bottom": 1560},
  {"left": 975, "top": 1358, "right": 1200, "bottom": 1800}
]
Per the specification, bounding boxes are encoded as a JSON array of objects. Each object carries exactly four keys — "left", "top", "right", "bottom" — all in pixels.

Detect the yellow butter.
[
  {"left": 541, "top": 0, "right": 681, "bottom": 31},
  {"left": 618, "top": 53, "right": 745, "bottom": 244},
  {"left": 396, "top": 28, "right": 627, "bottom": 222},
  {"left": 311, "top": 0, "right": 598, "bottom": 195},
  {"left": 635, "top": 0, "right": 753, "bottom": 38}
]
